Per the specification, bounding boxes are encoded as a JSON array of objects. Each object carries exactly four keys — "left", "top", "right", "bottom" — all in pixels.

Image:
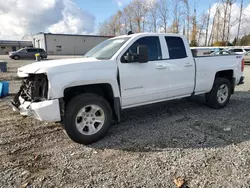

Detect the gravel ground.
[{"left": 0, "top": 56, "right": 250, "bottom": 188}]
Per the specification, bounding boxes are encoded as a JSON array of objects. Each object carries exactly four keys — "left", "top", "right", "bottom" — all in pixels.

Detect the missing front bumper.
[{"left": 10, "top": 96, "right": 61, "bottom": 122}]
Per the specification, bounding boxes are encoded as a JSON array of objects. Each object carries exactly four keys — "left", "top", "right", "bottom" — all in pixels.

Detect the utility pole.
[{"left": 236, "top": 0, "right": 243, "bottom": 44}]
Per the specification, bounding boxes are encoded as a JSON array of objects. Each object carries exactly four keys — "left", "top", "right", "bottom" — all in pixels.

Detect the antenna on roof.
[{"left": 128, "top": 31, "right": 134, "bottom": 35}]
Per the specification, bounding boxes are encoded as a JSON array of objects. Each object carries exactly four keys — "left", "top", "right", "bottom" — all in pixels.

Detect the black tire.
[
  {"left": 63, "top": 93, "right": 112, "bottom": 145},
  {"left": 13, "top": 55, "right": 20, "bottom": 60},
  {"left": 205, "top": 78, "right": 232, "bottom": 109}
]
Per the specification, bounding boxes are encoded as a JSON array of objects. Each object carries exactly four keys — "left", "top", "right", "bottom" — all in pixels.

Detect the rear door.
[
  {"left": 164, "top": 36, "right": 195, "bottom": 98},
  {"left": 118, "top": 36, "right": 169, "bottom": 108}
]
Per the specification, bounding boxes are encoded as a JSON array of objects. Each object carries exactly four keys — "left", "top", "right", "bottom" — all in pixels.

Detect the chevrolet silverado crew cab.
[{"left": 10, "top": 33, "right": 245, "bottom": 144}]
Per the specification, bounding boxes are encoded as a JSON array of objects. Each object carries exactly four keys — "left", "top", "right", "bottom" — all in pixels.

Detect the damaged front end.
[
  {"left": 13, "top": 74, "right": 48, "bottom": 108},
  {"left": 10, "top": 73, "right": 61, "bottom": 122}
]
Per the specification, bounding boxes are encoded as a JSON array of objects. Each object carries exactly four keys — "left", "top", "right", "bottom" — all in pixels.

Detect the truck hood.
[{"left": 17, "top": 57, "right": 116, "bottom": 77}]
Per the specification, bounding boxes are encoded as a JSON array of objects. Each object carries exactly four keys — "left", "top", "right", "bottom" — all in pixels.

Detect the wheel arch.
[
  {"left": 214, "top": 69, "right": 235, "bottom": 94},
  {"left": 63, "top": 83, "right": 121, "bottom": 121}
]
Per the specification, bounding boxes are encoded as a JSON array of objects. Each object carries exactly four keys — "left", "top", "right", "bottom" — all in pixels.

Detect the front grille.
[{"left": 13, "top": 74, "right": 48, "bottom": 106}]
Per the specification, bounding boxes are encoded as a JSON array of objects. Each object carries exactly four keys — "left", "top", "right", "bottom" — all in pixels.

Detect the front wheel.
[
  {"left": 13, "top": 55, "right": 20, "bottom": 60},
  {"left": 63, "top": 93, "right": 112, "bottom": 144},
  {"left": 205, "top": 78, "right": 232, "bottom": 109}
]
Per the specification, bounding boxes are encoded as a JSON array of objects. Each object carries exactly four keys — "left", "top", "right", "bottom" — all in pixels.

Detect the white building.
[{"left": 23, "top": 33, "right": 113, "bottom": 55}]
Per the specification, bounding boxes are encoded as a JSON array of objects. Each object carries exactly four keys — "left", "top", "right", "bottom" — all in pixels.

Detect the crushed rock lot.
[{"left": 0, "top": 56, "right": 250, "bottom": 188}]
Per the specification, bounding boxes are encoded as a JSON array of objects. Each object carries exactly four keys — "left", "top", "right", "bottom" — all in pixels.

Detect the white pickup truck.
[{"left": 11, "top": 33, "right": 245, "bottom": 144}]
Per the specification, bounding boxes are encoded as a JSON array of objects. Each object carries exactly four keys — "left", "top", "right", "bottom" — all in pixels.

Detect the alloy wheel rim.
[
  {"left": 75, "top": 104, "right": 105, "bottom": 135},
  {"left": 217, "top": 84, "right": 229, "bottom": 104}
]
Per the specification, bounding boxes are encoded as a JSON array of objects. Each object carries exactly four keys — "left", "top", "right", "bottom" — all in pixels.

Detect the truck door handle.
[
  {"left": 184, "top": 63, "right": 193, "bottom": 67},
  {"left": 156, "top": 65, "right": 167, "bottom": 69}
]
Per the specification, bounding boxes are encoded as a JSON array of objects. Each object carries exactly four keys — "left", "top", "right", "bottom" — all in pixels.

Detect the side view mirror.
[
  {"left": 124, "top": 52, "right": 133, "bottom": 62},
  {"left": 123, "top": 45, "right": 148, "bottom": 63},
  {"left": 137, "top": 45, "right": 148, "bottom": 63}
]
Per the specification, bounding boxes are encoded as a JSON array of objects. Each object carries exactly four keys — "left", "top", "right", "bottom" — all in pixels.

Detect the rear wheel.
[
  {"left": 205, "top": 78, "right": 232, "bottom": 109},
  {"left": 63, "top": 93, "right": 112, "bottom": 144}
]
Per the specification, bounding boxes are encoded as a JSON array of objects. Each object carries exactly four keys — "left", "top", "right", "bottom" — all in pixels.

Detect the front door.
[{"left": 118, "top": 36, "right": 169, "bottom": 108}]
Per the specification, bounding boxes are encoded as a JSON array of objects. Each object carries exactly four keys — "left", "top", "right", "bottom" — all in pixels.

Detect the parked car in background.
[
  {"left": 228, "top": 48, "right": 247, "bottom": 54},
  {"left": 210, "top": 50, "right": 236, "bottom": 55},
  {"left": 210, "top": 47, "right": 225, "bottom": 53},
  {"left": 190, "top": 47, "right": 212, "bottom": 56},
  {"left": 244, "top": 51, "right": 250, "bottom": 63},
  {"left": 9, "top": 47, "right": 47, "bottom": 60},
  {"left": 243, "top": 48, "right": 250, "bottom": 52}
]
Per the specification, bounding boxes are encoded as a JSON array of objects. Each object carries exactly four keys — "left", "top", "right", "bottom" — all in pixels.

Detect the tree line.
[{"left": 98, "top": 0, "right": 249, "bottom": 46}]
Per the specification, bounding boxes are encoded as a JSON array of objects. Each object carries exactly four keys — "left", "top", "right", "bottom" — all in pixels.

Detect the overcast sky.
[{"left": 0, "top": 0, "right": 249, "bottom": 40}]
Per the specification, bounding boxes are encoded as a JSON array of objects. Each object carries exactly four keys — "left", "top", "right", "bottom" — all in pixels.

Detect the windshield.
[{"left": 84, "top": 37, "right": 130, "bottom": 60}]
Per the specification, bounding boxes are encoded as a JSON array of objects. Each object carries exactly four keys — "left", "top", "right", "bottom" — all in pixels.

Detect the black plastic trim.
[
  {"left": 238, "top": 76, "right": 245, "bottom": 85},
  {"left": 232, "top": 77, "right": 236, "bottom": 94},
  {"left": 114, "top": 97, "right": 121, "bottom": 122},
  {"left": 59, "top": 98, "right": 65, "bottom": 122}
]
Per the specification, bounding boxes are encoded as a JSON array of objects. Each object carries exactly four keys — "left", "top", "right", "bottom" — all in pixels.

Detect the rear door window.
[{"left": 165, "top": 37, "right": 187, "bottom": 59}]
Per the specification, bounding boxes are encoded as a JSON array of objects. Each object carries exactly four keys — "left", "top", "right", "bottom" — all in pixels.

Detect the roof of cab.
[{"left": 112, "top": 32, "right": 185, "bottom": 39}]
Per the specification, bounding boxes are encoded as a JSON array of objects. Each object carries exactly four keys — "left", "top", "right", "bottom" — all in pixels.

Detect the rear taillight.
[{"left": 241, "top": 58, "right": 245, "bottom": 72}]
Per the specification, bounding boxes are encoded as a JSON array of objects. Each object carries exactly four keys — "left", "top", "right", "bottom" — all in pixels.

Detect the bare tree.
[
  {"left": 114, "top": 11, "right": 122, "bottom": 35},
  {"left": 147, "top": 0, "right": 158, "bottom": 32},
  {"left": 221, "top": 0, "right": 231, "bottom": 42},
  {"left": 208, "top": 5, "right": 220, "bottom": 45},
  {"left": 216, "top": 9, "right": 221, "bottom": 42},
  {"left": 130, "top": 0, "right": 149, "bottom": 32},
  {"left": 158, "top": 0, "right": 168, "bottom": 33},
  {"left": 236, "top": 0, "right": 243, "bottom": 44},
  {"left": 123, "top": 6, "right": 134, "bottom": 32},
  {"left": 183, "top": 19, "right": 186, "bottom": 35},
  {"left": 99, "top": 17, "right": 116, "bottom": 36},
  {"left": 190, "top": 7, "right": 197, "bottom": 46},
  {"left": 205, "top": 5, "right": 211, "bottom": 46},
  {"left": 180, "top": 0, "right": 190, "bottom": 42},
  {"left": 197, "top": 13, "right": 207, "bottom": 46},
  {"left": 99, "top": 0, "right": 241, "bottom": 46},
  {"left": 169, "top": 0, "right": 183, "bottom": 34},
  {"left": 226, "top": 1, "right": 233, "bottom": 42}
]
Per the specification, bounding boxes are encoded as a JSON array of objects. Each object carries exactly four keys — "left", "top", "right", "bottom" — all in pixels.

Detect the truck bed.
[{"left": 194, "top": 55, "right": 243, "bottom": 94}]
